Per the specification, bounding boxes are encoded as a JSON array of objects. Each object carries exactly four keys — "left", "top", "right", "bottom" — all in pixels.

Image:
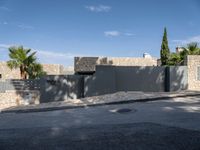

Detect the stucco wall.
[
  {"left": 75, "top": 57, "right": 158, "bottom": 73},
  {"left": 186, "top": 55, "right": 200, "bottom": 90}
]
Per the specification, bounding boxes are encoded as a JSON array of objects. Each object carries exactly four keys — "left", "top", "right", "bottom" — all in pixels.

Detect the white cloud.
[
  {"left": 104, "top": 31, "right": 136, "bottom": 37},
  {"left": 37, "top": 50, "right": 75, "bottom": 59},
  {"left": 0, "top": 21, "right": 8, "bottom": 25},
  {"left": 0, "top": 44, "right": 10, "bottom": 49},
  {"left": 172, "top": 35, "right": 200, "bottom": 45},
  {"left": 123, "top": 33, "right": 136, "bottom": 36},
  {"left": 0, "top": 6, "right": 10, "bottom": 11},
  {"left": 0, "top": 43, "right": 79, "bottom": 66},
  {"left": 36, "top": 50, "right": 85, "bottom": 66},
  {"left": 85, "top": 5, "right": 111, "bottom": 12},
  {"left": 104, "top": 31, "right": 121, "bottom": 37},
  {"left": 17, "top": 24, "right": 34, "bottom": 30}
]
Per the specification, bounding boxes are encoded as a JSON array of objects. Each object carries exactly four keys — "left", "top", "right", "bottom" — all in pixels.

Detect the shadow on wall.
[
  {"left": 6, "top": 65, "right": 188, "bottom": 103},
  {"left": 84, "top": 65, "right": 188, "bottom": 97},
  {"left": 5, "top": 75, "right": 84, "bottom": 104},
  {"left": 39, "top": 75, "right": 84, "bottom": 103},
  {"left": 166, "top": 66, "right": 188, "bottom": 92},
  {"left": 1, "top": 79, "right": 41, "bottom": 105}
]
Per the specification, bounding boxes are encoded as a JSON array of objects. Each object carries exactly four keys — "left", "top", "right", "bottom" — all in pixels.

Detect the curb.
[{"left": 2, "top": 93, "right": 200, "bottom": 114}]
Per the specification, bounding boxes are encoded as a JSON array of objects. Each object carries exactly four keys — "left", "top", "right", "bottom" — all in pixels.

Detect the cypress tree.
[{"left": 160, "top": 27, "right": 170, "bottom": 65}]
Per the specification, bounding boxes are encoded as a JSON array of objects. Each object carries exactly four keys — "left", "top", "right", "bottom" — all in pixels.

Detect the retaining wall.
[{"left": 0, "top": 90, "right": 40, "bottom": 110}]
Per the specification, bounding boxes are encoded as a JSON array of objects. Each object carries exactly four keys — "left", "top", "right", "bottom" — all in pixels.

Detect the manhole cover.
[{"left": 109, "top": 108, "right": 136, "bottom": 114}]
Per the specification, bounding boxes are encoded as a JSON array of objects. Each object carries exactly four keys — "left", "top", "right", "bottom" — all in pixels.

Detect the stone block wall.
[
  {"left": 0, "top": 62, "right": 70, "bottom": 80},
  {"left": 186, "top": 55, "right": 200, "bottom": 90},
  {"left": 0, "top": 90, "right": 40, "bottom": 110},
  {"left": 108, "top": 57, "right": 157, "bottom": 66},
  {"left": 75, "top": 57, "right": 158, "bottom": 73},
  {"left": 0, "top": 62, "right": 21, "bottom": 80},
  {"left": 42, "top": 64, "right": 64, "bottom": 75}
]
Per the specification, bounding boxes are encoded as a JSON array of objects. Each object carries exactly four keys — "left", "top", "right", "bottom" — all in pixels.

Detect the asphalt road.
[{"left": 0, "top": 96, "right": 200, "bottom": 149}]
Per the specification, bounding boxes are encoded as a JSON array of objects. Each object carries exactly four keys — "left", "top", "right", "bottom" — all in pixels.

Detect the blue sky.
[{"left": 0, "top": 0, "right": 200, "bottom": 66}]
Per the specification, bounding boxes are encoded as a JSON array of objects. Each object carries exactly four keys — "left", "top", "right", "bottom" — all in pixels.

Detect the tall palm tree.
[{"left": 7, "top": 46, "right": 36, "bottom": 79}]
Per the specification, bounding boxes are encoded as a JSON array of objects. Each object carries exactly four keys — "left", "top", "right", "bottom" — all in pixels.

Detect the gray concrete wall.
[
  {"left": 40, "top": 75, "right": 84, "bottom": 103},
  {"left": 84, "top": 65, "right": 188, "bottom": 97},
  {"left": 115, "top": 66, "right": 165, "bottom": 92},
  {"left": 168, "top": 66, "right": 188, "bottom": 92},
  {"left": 84, "top": 66, "right": 116, "bottom": 97}
]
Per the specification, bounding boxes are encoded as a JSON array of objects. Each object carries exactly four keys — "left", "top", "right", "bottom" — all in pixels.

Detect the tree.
[
  {"left": 168, "top": 53, "right": 181, "bottom": 65},
  {"left": 181, "top": 42, "right": 200, "bottom": 56},
  {"left": 27, "top": 63, "right": 47, "bottom": 79},
  {"left": 7, "top": 46, "right": 46, "bottom": 79},
  {"left": 160, "top": 27, "right": 170, "bottom": 65},
  {"left": 168, "top": 42, "right": 200, "bottom": 66}
]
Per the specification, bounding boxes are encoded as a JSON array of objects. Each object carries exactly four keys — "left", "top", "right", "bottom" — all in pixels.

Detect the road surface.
[{"left": 0, "top": 96, "right": 200, "bottom": 149}]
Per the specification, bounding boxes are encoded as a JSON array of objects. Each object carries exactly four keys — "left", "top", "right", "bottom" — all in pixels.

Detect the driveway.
[{"left": 0, "top": 96, "right": 200, "bottom": 149}]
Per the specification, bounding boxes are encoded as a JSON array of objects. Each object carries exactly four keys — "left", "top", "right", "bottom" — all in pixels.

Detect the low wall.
[{"left": 0, "top": 90, "right": 40, "bottom": 110}]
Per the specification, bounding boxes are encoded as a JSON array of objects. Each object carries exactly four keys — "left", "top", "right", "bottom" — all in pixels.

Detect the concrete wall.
[
  {"left": 75, "top": 57, "right": 158, "bottom": 73},
  {"left": 186, "top": 55, "right": 200, "bottom": 90},
  {"left": 167, "top": 66, "right": 188, "bottom": 92},
  {"left": 84, "top": 66, "right": 117, "bottom": 97},
  {"left": 84, "top": 65, "right": 188, "bottom": 97},
  {"left": 115, "top": 66, "right": 165, "bottom": 92},
  {"left": 40, "top": 75, "right": 84, "bottom": 103}
]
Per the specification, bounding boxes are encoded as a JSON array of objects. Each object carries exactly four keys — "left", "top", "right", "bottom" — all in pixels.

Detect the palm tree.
[
  {"left": 7, "top": 46, "right": 36, "bottom": 79},
  {"left": 27, "top": 63, "right": 47, "bottom": 79},
  {"left": 168, "top": 43, "right": 200, "bottom": 66},
  {"left": 180, "top": 42, "right": 200, "bottom": 57}
]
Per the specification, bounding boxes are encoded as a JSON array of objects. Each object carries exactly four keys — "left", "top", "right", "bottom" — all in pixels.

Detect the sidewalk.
[{"left": 2, "top": 91, "right": 200, "bottom": 113}]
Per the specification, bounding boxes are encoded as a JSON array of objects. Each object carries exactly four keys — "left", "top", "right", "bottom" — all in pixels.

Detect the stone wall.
[
  {"left": 0, "top": 62, "right": 71, "bottom": 80},
  {"left": 42, "top": 64, "right": 64, "bottom": 75},
  {"left": 186, "top": 55, "right": 200, "bottom": 90},
  {"left": 75, "top": 57, "right": 158, "bottom": 73},
  {"left": 0, "top": 90, "right": 40, "bottom": 110},
  {"left": 0, "top": 62, "right": 21, "bottom": 80},
  {"left": 108, "top": 57, "right": 157, "bottom": 66}
]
